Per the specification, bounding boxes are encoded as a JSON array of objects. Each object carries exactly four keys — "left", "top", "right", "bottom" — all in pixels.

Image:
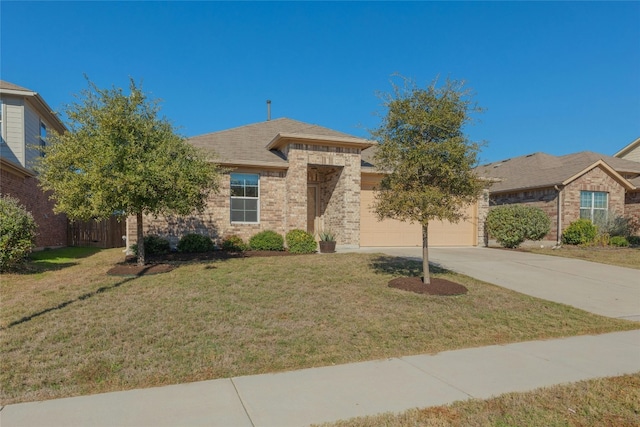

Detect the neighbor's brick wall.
[
  {"left": 1, "top": 168, "right": 67, "bottom": 248},
  {"left": 562, "top": 167, "right": 626, "bottom": 226},
  {"left": 490, "top": 187, "right": 559, "bottom": 241},
  {"left": 625, "top": 191, "right": 640, "bottom": 236},
  {"left": 488, "top": 167, "right": 630, "bottom": 243}
]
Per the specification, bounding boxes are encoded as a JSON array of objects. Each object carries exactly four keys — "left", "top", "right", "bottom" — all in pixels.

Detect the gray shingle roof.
[
  {"left": 476, "top": 151, "right": 640, "bottom": 192},
  {"left": 188, "top": 118, "right": 372, "bottom": 168}
]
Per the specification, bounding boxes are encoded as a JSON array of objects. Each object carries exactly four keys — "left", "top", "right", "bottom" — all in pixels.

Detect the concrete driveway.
[{"left": 350, "top": 246, "right": 640, "bottom": 322}]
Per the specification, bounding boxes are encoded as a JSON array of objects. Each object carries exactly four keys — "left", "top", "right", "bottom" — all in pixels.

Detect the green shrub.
[
  {"left": 249, "top": 230, "right": 284, "bottom": 251},
  {"left": 130, "top": 234, "right": 171, "bottom": 256},
  {"left": 628, "top": 235, "right": 640, "bottom": 246},
  {"left": 221, "top": 235, "right": 249, "bottom": 252},
  {"left": 286, "top": 229, "right": 317, "bottom": 254},
  {"left": 562, "top": 219, "right": 597, "bottom": 245},
  {"left": 485, "top": 205, "right": 551, "bottom": 248},
  {"left": 177, "top": 233, "right": 214, "bottom": 253},
  {"left": 609, "top": 235, "right": 629, "bottom": 247},
  {"left": 0, "top": 196, "right": 37, "bottom": 271}
]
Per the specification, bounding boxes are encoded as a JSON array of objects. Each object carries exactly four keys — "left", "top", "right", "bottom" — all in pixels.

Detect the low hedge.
[
  {"left": 249, "top": 230, "right": 284, "bottom": 251},
  {"left": 177, "top": 234, "right": 214, "bottom": 253},
  {"left": 286, "top": 229, "right": 317, "bottom": 254}
]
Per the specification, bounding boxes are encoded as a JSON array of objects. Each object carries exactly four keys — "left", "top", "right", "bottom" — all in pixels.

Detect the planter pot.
[{"left": 319, "top": 241, "right": 336, "bottom": 253}]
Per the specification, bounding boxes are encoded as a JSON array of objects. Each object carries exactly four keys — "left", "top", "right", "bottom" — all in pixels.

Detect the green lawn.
[
  {"left": 523, "top": 245, "right": 640, "bottom": 270},
  {"left": 1, "top": 247, "right": 637, "bottom": 404},
  {"left": 316, "top": 373, "right": 640, "bottom": 427}
]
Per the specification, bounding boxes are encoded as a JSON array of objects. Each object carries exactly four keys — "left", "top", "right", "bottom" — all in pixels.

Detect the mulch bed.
[
  {"left": 106, "top": 250, "right": 302, "bottom": 277},
  {"left": 388, "top": 276, "right": 468, "bottom": 296}
]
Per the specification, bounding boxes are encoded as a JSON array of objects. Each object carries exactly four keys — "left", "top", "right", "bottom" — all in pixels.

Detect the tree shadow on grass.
[
  {"left": 1, "top": 276, "right": 138, "bottom": 330},
  {"left": 369, "top": 255, "right": 450, "bottom": 277},
  {"left": 12, "top": 247, "right": 104, "bottom": 275}
]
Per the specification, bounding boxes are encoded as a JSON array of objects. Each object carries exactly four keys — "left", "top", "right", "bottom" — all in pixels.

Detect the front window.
[
  {"left": 230, "top": 173, "right": 259, "bottom": 223},
  {"left": 39, "top": 121, "right": 47, "bottom": 156},
  {"left": 580, "top": 191, "right": 608, "bottom": 224}
]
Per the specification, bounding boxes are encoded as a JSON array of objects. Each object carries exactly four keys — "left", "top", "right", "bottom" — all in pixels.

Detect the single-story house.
[
  {"left": 0, "top": 80, "right": 68, "bottom": 248},
  {"left": 126, "top": 117, "right": 487, "bottom": 250},
  {"left": 475, "top": 150, "right": 640, "bottom": 243}
]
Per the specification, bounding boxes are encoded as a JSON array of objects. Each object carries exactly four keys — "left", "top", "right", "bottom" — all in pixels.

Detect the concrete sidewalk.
[
  {"left": 350, "top": 246, "right": 640, "bottom": 322},
  {"left": 3, "top": 330, "right": 639, "bottom": 427}
]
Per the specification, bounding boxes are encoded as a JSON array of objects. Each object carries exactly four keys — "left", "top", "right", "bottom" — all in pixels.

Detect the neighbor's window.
[
  {"left": 39, "top": 121, "right": 47, "bottom": 156},
  {"left": 580, "top": 191, "right": 608, "bottom": 224},
  {"left": 230, "top": 173, "right": 259, "bottom": 223}
]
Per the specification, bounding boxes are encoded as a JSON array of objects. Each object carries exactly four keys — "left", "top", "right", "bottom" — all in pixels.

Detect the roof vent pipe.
[{"left": 266, "top": 100, "right": 271, "bottom": 121}]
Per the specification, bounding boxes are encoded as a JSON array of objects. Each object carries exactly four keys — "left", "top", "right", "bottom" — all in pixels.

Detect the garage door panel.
[{"left": 360, "top": 187, "right": 477, "bottom": 247}]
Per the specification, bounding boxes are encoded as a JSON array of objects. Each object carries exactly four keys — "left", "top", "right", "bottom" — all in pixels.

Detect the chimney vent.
[{"left": 266, "top": 100, "right": 271, "bottom": 121}]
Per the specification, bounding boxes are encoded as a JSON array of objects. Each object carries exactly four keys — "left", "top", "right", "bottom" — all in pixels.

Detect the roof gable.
[
  {"left": 614, "top": 137, "right": 640, "bottom": 158},
  {"left": 0, "top": 80, "right": 66, "bottom": 133}
]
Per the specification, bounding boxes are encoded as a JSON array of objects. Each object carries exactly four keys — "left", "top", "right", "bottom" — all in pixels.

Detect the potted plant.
[{"left": 318, "top": 230, "right": 336, "bottom": 253}]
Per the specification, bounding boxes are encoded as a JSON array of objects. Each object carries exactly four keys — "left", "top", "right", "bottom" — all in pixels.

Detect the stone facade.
[
  {"left": 126, "top": 142, "right": 363, "bottom": 249},
  {"left": 1, "top": 166, "right": 67, "bottom": 248}
]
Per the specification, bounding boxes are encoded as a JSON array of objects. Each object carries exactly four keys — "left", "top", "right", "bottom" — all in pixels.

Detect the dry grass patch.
[
  {"left": 525, "top": 245, "right": 640, "bottom": 270},
  {"left": 318, "top": 373, "right": 640, "bottom": 427},
  {"left": 1, "top": 249, "right": 638, "bottom": 404}
]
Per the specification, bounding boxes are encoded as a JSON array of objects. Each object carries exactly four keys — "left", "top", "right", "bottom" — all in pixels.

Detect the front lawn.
[
  {"left": 524, "top": 245, "right": 640, "bottom": 269},
  {"left": 1, "top": 248, "right": 637, "bottom": 404}
]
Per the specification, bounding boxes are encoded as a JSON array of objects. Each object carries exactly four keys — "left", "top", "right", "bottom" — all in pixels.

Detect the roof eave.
[
  {"left": 217, "top": 159, "right": 288, "bottom": 170},
  {"left": 1, "top": 157, "right": 36, "bottom": 178},
  {"left": 266, "top": 132, "right": 376, "bottom": 151},
  {"left": 1, "top": 88, "right": 67, "bottom": 133}
]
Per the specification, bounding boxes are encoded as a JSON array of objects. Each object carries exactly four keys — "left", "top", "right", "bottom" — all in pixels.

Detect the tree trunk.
[
  {"left": 422, "top": 223, "right": 430, "bottom": 285},
  {"left": 136, "top": 211, "right": 145, "bottom": 266}
]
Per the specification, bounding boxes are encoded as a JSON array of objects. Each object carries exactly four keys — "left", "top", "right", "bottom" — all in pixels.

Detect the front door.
[{"left": 307, "top": 185, "right": 318, "bottom": 234}]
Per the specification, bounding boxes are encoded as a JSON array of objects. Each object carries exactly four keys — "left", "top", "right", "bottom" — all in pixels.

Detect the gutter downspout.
[{"left": 554, "top": 185, "right": 563, "bottom": 245}]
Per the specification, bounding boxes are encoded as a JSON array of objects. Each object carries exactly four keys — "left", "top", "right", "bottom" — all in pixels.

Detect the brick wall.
[
  {"left": 1, "top": 168, "right": 67, "bottom": 248},
  {"left": 563, "top": 167, "right": 626, "bottom": 225},
  {"left": 127, "top": 169, "right": 287, "bottom": 249}
]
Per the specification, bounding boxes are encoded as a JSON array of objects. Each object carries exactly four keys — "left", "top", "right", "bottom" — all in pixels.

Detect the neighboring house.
[
  {"left": 615, "top": 137, "right": 640, "bottom": 163},
  {"left": 0, "top": 80, "right": 68, "bottom": 248},
  {"left": 127, "top": 117, "right": 486, "bottom": 250},
  {"left": 476, "top": 151, "right": 640, "bottom": 243}
]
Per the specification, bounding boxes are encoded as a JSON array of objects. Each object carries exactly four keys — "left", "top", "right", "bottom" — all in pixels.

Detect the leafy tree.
[
  {"left": 371, "top": 76, "right": 485, "bottom": 284},
  {"left": 37, "top": 79, "right": 222, "bottom": 265}
]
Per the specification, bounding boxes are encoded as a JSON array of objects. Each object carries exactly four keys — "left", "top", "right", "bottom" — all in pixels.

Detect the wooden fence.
[{"left": 68, "top": 216, "right": 127, "bottom": 248}]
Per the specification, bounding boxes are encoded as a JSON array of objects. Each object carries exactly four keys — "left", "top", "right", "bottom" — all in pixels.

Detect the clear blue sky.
[{"left": 2, "top": 1, "right": 638, "bottom": 163}]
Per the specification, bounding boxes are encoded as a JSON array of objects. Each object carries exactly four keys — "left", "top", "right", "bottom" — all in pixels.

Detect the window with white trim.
[
  {"left": 580, "top": 191, "right": 608, "bottom": 224},
  {"left": 230, "top": 173, "right": 259, "bottom": 223}
]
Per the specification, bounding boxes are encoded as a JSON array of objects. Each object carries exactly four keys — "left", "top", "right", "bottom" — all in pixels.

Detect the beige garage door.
[{"left": 360, "top": 184, "right": 478, "bottom": 247}]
